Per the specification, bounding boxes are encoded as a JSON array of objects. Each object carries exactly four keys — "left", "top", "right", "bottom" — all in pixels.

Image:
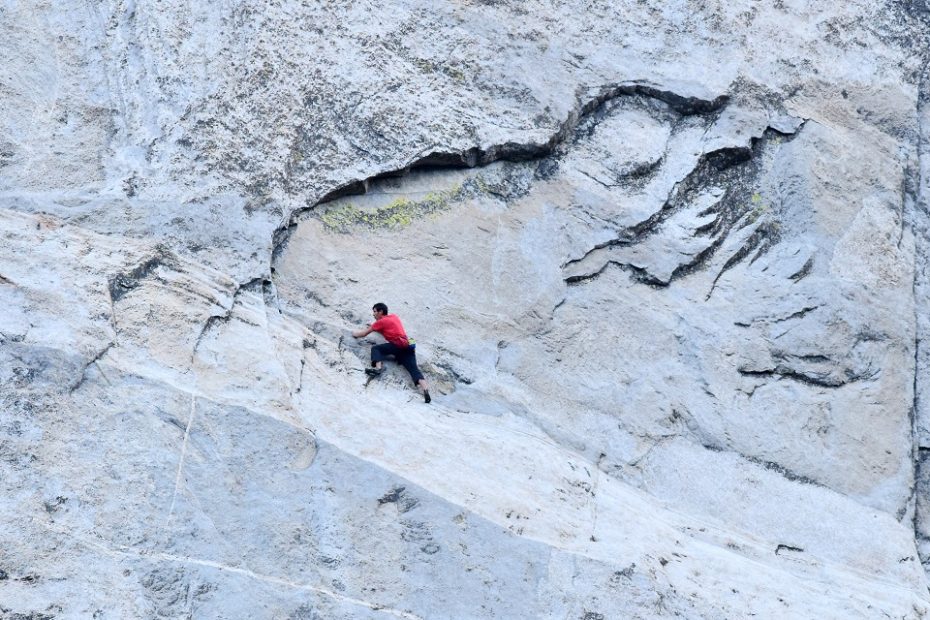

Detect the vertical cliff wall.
[{"left": 2, "top": 1, "right": 930, "bottom": 617}]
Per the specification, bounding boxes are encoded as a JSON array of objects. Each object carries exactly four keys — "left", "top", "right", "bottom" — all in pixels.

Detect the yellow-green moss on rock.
[{"left": 318, "top": 183, "right": 468, "bottom": 233}]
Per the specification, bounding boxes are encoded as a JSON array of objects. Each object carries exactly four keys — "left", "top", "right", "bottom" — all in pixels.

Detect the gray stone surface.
[{"left": 2, "top": 0, "right": 930, "bottom": 617}]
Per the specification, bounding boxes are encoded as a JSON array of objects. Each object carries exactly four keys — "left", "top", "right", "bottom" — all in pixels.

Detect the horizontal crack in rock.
[
  {"left": 738, "top": 366, "right": 856, "bottom": 389},
  {"left": 564, "top": 260, "right": 656, "bottom": 286},
  {"left": 702, "top": 442, "right": 824, "bottom": 487},
  {"left": 775, "top": 544, "right": 804, "bottom": 555},
  {"left": 108, "top": 248, "right": 179, "bottom": 303},
  {"left": 775, "top": 305, "right": 821, "bottom": 323},
  {"left": 271, "top": 82, "right": 729, "bottom": 262}
]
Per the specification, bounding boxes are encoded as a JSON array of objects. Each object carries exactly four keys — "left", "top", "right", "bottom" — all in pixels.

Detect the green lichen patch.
[
  {"left": 317, "top": 179, "right": 484, "bottom": 233},
  {"left": 746, "top": 192, "right": 770, "bottom": 223}
]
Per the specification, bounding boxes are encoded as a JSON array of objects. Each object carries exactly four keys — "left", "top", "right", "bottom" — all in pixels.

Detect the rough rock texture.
[{"left": 2, "top": 0, "right": 930, "bottom": 617}]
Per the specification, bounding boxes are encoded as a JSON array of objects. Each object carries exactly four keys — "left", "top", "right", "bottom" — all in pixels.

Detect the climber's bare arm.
[{"left": 352, "top": 325, "right": 373, "bottom": 338}]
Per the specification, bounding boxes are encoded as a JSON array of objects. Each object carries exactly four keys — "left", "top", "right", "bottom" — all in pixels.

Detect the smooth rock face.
[{"left": 2, "top": 0, "right": 930, "bottom": 617}]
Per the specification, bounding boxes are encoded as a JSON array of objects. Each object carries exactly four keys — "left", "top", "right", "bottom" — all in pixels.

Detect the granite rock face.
[{"left": 2, "top": 1, "right": 930, "bottom": 617}]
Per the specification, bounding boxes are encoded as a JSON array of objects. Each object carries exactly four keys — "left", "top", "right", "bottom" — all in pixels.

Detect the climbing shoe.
[{"left": 423, "top": 390, "right": 431, "bottom": 404}]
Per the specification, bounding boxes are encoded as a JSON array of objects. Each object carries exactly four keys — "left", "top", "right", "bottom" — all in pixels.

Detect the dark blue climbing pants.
[{"left": 371, "top": 342, "right": 425, "bottom": 384}]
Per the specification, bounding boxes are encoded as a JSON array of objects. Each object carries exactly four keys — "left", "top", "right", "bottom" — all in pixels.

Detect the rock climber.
[{"left": 352, "top": 302, "right": 431, "bottom": 403}]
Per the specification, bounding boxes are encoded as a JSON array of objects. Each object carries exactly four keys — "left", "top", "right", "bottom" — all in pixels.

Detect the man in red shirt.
[{"left": 352, "top": 302, "right": 431, "bottom": 403}]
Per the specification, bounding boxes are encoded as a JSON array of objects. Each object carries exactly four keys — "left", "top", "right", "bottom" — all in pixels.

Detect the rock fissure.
[
  {"left": 68, "top": 341, "right": 115, "bottom": 394},
  {"left": 577, "top": 158, "right": 666, "bottom": 189},
  {"left": 775, "top": 544, "right": 804, "bottom": 555},
  {"left": 772, "top": 306, "right": 822, "bottom": 323},
  {"left": 270, "top": 82, "right": 729, "bottom": 263},
  {"left": 191, "top": 277, "right": 265, "bottom": 359},
  {"left": 702, "top": 443, "right": 823, "bottom": 488},
  {"left": 911, "top": 59, "right": 930, "bottom": 568},
  {"left": 564, "top": 124, "right": 805, "bottom": 288},
  {"left": 108, "top": 249, "right": 179, "bottom": 303},
  {"left": 706, "top": 221, "right": 777, "bottom": 299},
  {"left": 428, "top": 357, "right": 473, "bottom": 387},
  {"left": 737, "top": 365, "right": 862, "bottom": 389},
  {"left": 626, "top": 436, "right": 678, "bottom": 471},
  {"left": 295, "top": 357, "right": 306, "bottom": 395},
  {"left": 563, "top": 259, "right": 655, "bottom": 286},
  {"left": 788, "top": 257, "right": 815, "bottom": 282}
]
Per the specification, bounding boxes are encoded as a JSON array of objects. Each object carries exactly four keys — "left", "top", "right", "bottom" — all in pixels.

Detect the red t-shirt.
[{"left": 371, "top": 314, "right": 409, "bottom": 347}]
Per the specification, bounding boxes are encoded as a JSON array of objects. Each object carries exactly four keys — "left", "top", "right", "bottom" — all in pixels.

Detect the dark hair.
[{"left": 372, "top": 302, "right": 388, "bottom": 315}]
